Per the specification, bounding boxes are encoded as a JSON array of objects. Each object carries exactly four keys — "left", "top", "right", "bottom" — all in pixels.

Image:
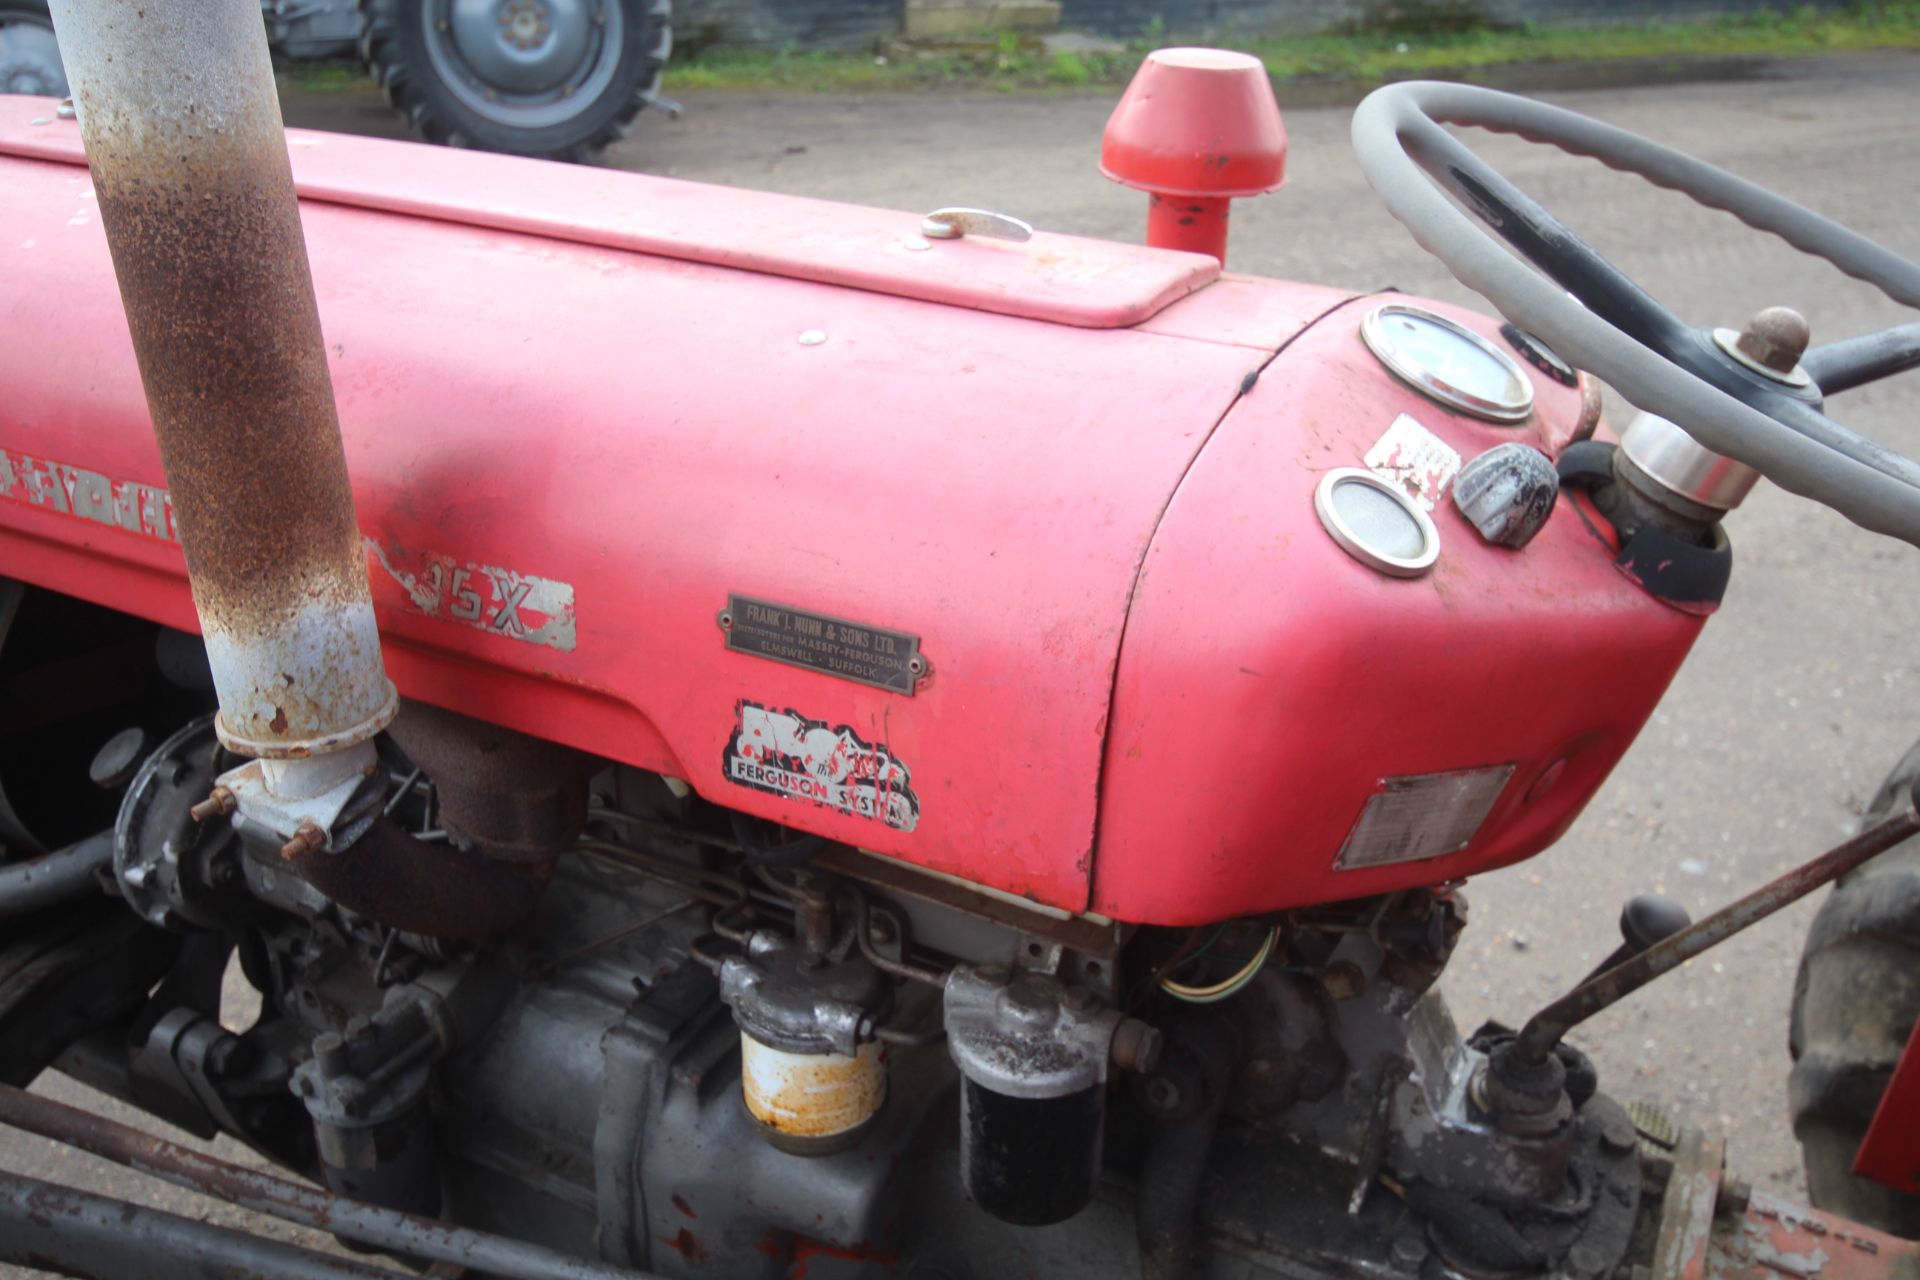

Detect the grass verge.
[
  {"left": 275, "top": 3, "right": 1920, "bottom": 95},
  {"left": 671, "top": 2, "right": 1920, "bottom": 93}
]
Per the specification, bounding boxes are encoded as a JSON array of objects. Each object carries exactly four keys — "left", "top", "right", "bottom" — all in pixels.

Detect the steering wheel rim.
[{"left": 1350, "top": 80, "right": 1920, "bottom": 549}]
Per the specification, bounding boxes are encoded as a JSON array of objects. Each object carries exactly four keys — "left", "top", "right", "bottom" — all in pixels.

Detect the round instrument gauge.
[{"left": 1360, "top": 304, "right": 1535, "bottom": 423}]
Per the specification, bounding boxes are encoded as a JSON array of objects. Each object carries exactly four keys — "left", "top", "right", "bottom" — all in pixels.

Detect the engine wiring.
[{"left": 1159, "top": 924, "right": 1280, "bottom": 1004}]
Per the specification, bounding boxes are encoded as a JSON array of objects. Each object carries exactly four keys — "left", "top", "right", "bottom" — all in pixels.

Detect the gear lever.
[
  {"left": 1507, "top": 784, "right": 1920, "bottom": 1074},
  {"left": 1579, "top": 893, "right": 1692, "bottom": 984}
]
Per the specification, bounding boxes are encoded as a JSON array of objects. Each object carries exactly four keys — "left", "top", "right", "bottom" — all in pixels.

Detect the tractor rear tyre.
[
  {"left": 1788, "top": 736, "right": 1920, "bottom": 1239},
  {"left": 357, "top": 0, "right": 670, "bottom": 163}
]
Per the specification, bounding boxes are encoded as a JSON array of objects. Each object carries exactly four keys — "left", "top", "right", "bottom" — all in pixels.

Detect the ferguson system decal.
[{"left": 724, "top": 702, "right": 920, "bottom": 831}]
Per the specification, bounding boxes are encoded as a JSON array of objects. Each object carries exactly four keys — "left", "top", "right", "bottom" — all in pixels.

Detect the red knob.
[{"left": 1101, "top": 47, "right": 1288, "bottom": 202}]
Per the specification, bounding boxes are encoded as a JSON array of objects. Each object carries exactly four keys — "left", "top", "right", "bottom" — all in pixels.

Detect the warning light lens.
[{"left": 1313, "top": 468, "right": 1439, "bottom": 578}]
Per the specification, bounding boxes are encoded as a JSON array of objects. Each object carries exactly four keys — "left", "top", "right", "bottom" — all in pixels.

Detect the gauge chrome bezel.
[
  {"left": 1313, "top": 468, "right": 1440, "bottom": 578},
  {"left": 1361, "top": 303, "right": 1535, "bottom": 424}
]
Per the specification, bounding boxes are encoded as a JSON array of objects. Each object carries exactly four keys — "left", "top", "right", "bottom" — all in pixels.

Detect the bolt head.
[
  {"left": 279, "top": 823, "right": 326, "bottom": 861},
  {"left": 189, "top": 786, "right": 237, "bottom": 822},
  {"left": 1111, "top": 1019, "right": 1163, "bottom": 1074},
  {"left": 1735, "top": 306, "right": 1811, "bottom": 373}
]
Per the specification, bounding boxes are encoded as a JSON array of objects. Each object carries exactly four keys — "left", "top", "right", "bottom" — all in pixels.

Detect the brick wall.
[{"left": 676, "top": 0, "right": 1854, "bottom": 52}]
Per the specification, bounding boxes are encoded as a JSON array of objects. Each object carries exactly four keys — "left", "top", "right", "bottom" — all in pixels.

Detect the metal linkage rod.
[
  {"left": 0, "top": 1083, "right": 663, "bottom": 1280},
  {"left": 1515, "top": 781, "right": 1920, "bottom": 1062},
  {"left": 0, "top": 1168, "right": 408, "bottom": 1280}
]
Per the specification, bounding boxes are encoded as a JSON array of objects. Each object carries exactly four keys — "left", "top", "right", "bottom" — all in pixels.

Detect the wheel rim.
[
  {"left": 426, "top": 0, "right": 624, "bottom": 131},
  {"left": 0, "top": 10, "right": 67, "bottom": 98}
]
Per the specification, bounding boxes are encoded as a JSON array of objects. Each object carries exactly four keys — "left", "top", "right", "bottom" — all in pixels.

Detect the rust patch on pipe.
[
  {"left": 92, "top": 133, "right": 381, "bottom": 731},
  {"left": 58, "top": 0, "right": 393, "bottom": 755},
  {"left": 91, "top": 145, "right": 366, "bottom": 629}
]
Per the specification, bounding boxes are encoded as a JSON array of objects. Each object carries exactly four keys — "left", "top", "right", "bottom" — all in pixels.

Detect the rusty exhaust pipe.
[
  {"left": 51, "top": 0, "right": 572, "bottom": 940},
  {"left": 37, "top": 0, "right": 565, "bottom": 934},
  {"left": 49, "top": 0, "right": 397, "bottom": 783}
]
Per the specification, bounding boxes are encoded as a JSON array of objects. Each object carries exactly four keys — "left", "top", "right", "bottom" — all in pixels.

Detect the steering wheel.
[{"left": 1350, "top": 81, "right": 1920, "bottom": 549}]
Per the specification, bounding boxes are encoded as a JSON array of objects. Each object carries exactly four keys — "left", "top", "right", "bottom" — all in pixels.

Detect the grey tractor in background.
[{"left": 0, "top": 0, "right": 672, "bottom": 161}]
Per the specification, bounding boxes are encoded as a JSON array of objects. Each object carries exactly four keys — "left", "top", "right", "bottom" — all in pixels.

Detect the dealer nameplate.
[{"left": 721, "top": 595, "right": 925, "bottom": 695}]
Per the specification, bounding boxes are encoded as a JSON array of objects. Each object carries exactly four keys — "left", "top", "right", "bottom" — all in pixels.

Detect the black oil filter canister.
[
  {"left": 961, "top": 1077, "right": 1104, "bottom": 1225},
  {"left": 944, "top": 966, "right": 1136, "bottom": 1226}
]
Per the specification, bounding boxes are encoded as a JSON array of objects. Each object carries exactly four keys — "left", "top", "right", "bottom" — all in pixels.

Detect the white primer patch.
[{"left": 1364, "top": 413, "right": 1462, "bottom": 512}]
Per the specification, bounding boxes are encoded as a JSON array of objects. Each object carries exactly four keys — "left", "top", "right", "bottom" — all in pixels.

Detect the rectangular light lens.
[{"left": 1335, "top": 765, "right": 1516, "bottom": 870}]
